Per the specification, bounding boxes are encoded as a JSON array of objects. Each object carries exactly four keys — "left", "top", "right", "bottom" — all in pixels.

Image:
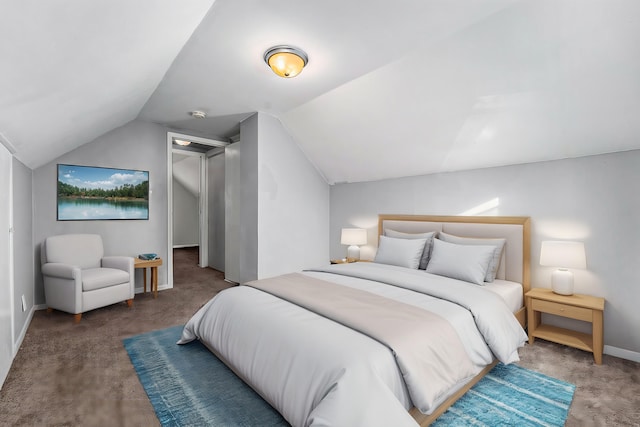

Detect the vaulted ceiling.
[{"left": 2, "top": 0, "right": 639, "bottom": 184}]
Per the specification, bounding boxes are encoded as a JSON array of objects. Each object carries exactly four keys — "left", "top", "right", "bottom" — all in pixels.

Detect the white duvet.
[{"left": 179, "top": 263, "right": 527, "bottom": 427}]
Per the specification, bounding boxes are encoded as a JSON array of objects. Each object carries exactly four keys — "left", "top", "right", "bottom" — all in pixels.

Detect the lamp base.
[
  {"left": 346, "top": 245, "right": 360, "bottom": 262},
  {"left": 551, "top": 269, "right": 574, "bottom": 295}
]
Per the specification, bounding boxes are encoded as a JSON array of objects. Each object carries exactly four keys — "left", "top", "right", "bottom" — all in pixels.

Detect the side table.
[
  {"left": 134, "top": 257, "right": 163, "bottom": 298},
  {"left": 526, "top": 288, "right": 605, "bottom": 364}
]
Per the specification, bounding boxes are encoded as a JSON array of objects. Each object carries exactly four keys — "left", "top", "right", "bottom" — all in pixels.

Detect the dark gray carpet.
[{"left": 0, "top": 247, "right": 638, "bottom": 426}]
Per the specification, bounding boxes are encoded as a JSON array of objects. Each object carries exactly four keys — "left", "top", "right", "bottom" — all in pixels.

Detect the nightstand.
[{"left": 526, "top": 288, "right": 605, "bottom": 364}]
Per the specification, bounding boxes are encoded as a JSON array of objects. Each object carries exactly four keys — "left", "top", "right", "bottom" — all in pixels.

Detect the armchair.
[{"left": 41, "top": 234, "right": 135, "bottom": 322}]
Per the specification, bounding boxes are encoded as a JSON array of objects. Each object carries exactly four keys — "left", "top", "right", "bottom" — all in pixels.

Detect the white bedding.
[
  {"left": 179, "top": 263, "right": 527, "bottom": 427},
  {"left": 484, "top": 279, "right": 524, "bottom": 313}
]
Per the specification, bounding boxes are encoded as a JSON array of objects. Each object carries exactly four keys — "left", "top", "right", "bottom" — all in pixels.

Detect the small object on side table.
[
  {"left": 526, "top": 288, "right": 605, "bottom": 364},
  {"left": 134, "top": 257, "right": 163, "bottom": 298}
]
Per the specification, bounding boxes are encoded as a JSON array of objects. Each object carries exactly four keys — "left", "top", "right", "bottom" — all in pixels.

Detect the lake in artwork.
[
  {"left": 57, "top": 164, "right": 149, "bottom": 220},
  {"left": 57, "top": 198, "right": 149, "bottom": 220}
]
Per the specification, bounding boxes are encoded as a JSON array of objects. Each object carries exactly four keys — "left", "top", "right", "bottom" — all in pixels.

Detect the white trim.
[
  {"left": 167, "top": 131, "right": 228, "bottom": 148},
  {"left": 171, "top": 148, "right": 208, "bottom": 268},
  {"left": 166, "top": 134, "right": 174, "bottom": 289},
  {"left": 167, "top": 132, "right": 224, "bottom": 286},
  {"left": 0, "top": 131, "right": 17, "bottom": 154},
  {"left": 199, "top": 154, "right": 208, "bottom": 268},
  {"left": 135, "top": 283, "right": 171, "bottom": 295},
  {"left": 8, "top": 157, "right": 15, "bottom": 356},
  {"left": 604, "top": 345, "right": 640, "bottom": 363},
  {"left": 13, "top": 304, "right": 38, "bottom": 357},
  {"left": 172, "top": 244, "right": 198, "bottom": 249}
]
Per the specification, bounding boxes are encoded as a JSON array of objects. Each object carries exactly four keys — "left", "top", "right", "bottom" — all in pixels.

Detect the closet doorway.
[{"left": 166, "top": 132, "right": 228, "bottom": 289}]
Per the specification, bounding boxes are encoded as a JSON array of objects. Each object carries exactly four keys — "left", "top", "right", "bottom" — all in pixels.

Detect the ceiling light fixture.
[
  {"left": 264, "top": 45, "right": 308, "bottom": 78},
  {"left": 190, "top": 110, "right": 207, "bottom": 119},
  {"left": 174, "top": 139, "right": 191, "bottom": 146}
]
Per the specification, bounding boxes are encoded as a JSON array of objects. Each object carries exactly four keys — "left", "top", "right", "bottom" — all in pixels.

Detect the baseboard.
[
  {"left": 604, "top": 345, "right": 640, "bottom": 363},
  {"left": 13, "top": 304, "right": 43, "bottom": 357},
  {"left": 134, "top": 283, "right": 172, "bottom": 295}
]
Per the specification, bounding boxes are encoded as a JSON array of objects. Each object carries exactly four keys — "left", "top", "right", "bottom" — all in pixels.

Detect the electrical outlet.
[{"left": 21, "top": 295, "right": 27, "bottom": 312}]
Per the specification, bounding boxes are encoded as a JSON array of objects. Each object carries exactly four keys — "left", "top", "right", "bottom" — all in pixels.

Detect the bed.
[{"left": 179, "top": 215, "right": 531, "bottom": 426}]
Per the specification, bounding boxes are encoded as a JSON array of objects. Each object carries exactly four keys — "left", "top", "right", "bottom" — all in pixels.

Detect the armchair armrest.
[
  {"left": 102, "top": 256, "right": 134, "bottom": 273},
  {"left": 42, "top": 263, "right": 80, "bottom": 280}
]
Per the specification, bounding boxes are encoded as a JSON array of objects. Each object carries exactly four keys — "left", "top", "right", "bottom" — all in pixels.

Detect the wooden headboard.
[{"left": 378, "top": 214, "right": 531, "bottom": 295}]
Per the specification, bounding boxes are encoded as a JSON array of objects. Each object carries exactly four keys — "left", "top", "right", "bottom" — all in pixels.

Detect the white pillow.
[
  {"left": 439, "top": 232, "right": 506, "bottom": 282},
  {"left": 374, "top": 235, "right": 427, "bottom": 269},
  {"left": 425, "top": 239, "right": 495, "bottom": 285},
  {"left": 384, "top": 229, "right": 436, "bottom": 270}
]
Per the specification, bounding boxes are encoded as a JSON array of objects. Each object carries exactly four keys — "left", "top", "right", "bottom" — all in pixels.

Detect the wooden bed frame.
[{"left": 377, "top": 214, "right": 530, "bottom": 426}]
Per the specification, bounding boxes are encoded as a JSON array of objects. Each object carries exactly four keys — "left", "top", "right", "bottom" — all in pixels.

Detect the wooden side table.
[
  {"left": 134, "top": 257, "right": 163, "bottom": 298},
  {"left": 526, "top": 288, "right": 605, "bottom": 364}
]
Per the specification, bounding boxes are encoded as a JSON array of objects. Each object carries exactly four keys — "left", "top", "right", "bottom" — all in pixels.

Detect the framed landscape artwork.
[{"left": 57, "top": 164, "right": 149, "bottom": 221}]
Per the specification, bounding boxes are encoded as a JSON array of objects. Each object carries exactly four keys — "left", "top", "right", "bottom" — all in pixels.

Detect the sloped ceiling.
[
  {"left": 2, "top": 0, "right": 640, "bottom": 184},
  {"left": 0, "top": 0, "right": 215, "bottom": 168}
]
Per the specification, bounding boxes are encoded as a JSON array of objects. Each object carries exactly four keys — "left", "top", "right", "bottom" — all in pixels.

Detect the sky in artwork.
[{"left": 58, "top": 164, "right": 149, "bottom": 190}]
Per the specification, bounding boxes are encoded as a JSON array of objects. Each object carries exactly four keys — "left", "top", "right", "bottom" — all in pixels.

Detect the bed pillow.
[
  {"left": 384, "top": 229, "right": 436, "bottom": 270},
  {"left": 374, "top": 235, "right": 427, "bottom": 269},
  {"left": 425, "top": 238, "right": 495, "bottom": 285},
  {"left": 438, "top": 232, "right": 506, "bottom": 282}
]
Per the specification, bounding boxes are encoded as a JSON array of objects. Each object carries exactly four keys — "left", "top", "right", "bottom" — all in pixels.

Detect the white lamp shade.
[
  {"left": 540, "top": 241, "right": 586, "bottom": 269},
  {"left": 341, "top": 228, "right": 367, "bottom": 246}
]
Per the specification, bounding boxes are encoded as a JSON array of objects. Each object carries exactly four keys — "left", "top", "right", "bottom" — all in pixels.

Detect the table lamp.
[
  {"left": 540, "top": 241, "right": 586, "bottom": 295},
  {"left": 341, "top": 228, "right": 367, "bottom": 262}
]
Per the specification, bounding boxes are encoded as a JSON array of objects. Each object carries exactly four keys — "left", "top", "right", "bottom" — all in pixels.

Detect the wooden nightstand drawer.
[{"left": 531, "top": 298, "right": 592, "bottom": 322}]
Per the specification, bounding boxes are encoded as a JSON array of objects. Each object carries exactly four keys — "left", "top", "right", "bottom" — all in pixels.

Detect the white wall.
[
  {"left": 11, "top": 158, "right": 33, "bottom": 348},
  {"left": 32, "top": 120, "right": 169, "bottom": 301},
  {"left": 224, "top": 142, "right": 241, "bottom": 283},
  {"left": 1, "top": 153, "right": 36, "bottom": 391},
  {"left": 226, "top": 113, "right": 330, "bottom": 284},
  {"left": 330, "top": 150, "right": 640, "bottom": 358},
  {"left": 172, "top": 177, "right": 199, "bottom": 247},
  {"left": 208, "top": 153, "right": 225, "bottom": 271},
  {"left": 237, "top": 115, "right": 260, "bottom": 285},
  {"left": 257, "top": 114, "right": 329, "bottom": 278},
  {"left": 0, "top": 144, "right": 13, "bottom": 388}
]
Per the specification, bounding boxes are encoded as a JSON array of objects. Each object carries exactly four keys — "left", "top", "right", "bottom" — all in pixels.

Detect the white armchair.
[{"left": 41, "top": 234, "right": 135, "bottom": 322}]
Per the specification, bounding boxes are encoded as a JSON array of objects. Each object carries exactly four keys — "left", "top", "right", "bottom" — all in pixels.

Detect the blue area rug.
[
  {"left": 433, "top": 363, "right": 576, "bottom": 426},
  {"left": 123, "top": 325, "right": 289, "bottom": 426},
  {"left": 124, "top": 326, "right": 575, "bottom": 427}
]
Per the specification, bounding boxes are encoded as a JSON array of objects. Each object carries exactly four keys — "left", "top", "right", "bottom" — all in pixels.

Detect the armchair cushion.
[{"left": 82, "top": 268, "right": 130, "bottom": 292}]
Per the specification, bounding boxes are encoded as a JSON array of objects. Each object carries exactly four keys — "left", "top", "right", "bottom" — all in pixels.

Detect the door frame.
[
  {"left": 0, "top": 143, "right": 15, "bottom": 388},
  {"left": 166, "top": 132, "right": 228, "bottom": 288}
]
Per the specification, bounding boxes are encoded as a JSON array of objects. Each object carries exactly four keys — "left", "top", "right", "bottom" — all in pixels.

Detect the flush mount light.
[
  {"left": 264, "top": 45, "right": 308, "bottom": 78},
  {"left": 174, "top": 139, "right": 191, "bottom": 146},
  {"left": 190, "top": 110, "right": 207, "bottom": 119}
]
